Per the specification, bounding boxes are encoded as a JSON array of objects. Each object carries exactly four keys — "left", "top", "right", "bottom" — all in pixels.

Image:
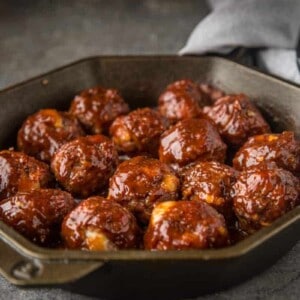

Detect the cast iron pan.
[{"left": 0, "top": 56, "right": 299, "bottom": 300}]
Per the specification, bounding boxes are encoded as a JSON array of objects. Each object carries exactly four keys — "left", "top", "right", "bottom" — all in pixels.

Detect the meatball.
[
  {"left": 0, "top": 189, "right": 76, "bottom": 247},
  {"left": 17, "top": 109, "right": 84, "bottom": 162},
  {"left": 0, "top": 150, "right": 53, "bottom": 201},
  {"left": 110, "top": 108, "right": 168, "bottom": 156},
  {"left": 51, "top": 135, "right": 118, "bottom": 198},
  {"left": 144, "top": 201, "right": 229, "bottom": 250},
  {"left": 69, "top": 86, "right": 129, "bottom": 134},
  {"left": 233, "top": 131, "right": 300, "bottom": 174},
  {"left": 181, "top": 161, "right": 238, "bottom": 222},
  {"left": 203, "top": 94, "right": 270, "bottom": 148},
  {"left": 108, "top": 156, "right": 180, "bottom": 224},
  {"left": 232, "top": 165, "right": 300, "bottom": 234},
  {"left": 158, "top": 79, "right": 203, "bottom": 124},
  {"left": 61, "top": 197, "right": 140, "bottom": 250},
  {"left": 159, "top": 118, "right": 227, "bottom": 171}
]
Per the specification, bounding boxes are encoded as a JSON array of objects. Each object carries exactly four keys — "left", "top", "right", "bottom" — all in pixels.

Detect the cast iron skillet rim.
[
  {"left": 0, "top": 206, "right": 299, "bottom": 261},
  {"left": 0, "top": 55, "right": 299, "bottom": 262},
  {"left": 0, "top": 55, "right": 299, "bottom": 95}
]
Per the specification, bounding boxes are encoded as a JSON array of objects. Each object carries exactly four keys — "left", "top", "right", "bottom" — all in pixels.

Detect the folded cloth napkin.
[{"left": 180, "top": 0, "right": 300, "bottom": 84}]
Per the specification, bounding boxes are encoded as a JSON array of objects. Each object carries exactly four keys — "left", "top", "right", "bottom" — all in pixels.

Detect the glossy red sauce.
[
  {"left": 62, "top": 197, "right": 140, "bottom": 250},
  {"left": 144, "top": 201, "right": 229, "bottom": 250},
  {"left": 0, "top": 150, "right": 53, "bottom": 201},
  {"left": 17, "top": 109, "right": 84, "bottom": 162},
  {"left": 51, "top": 135, "right": 118, "bottom": 198},
  {"left": 203, "top": 94, "right": 270, "bottom": 148},
  {"left": 233, "top": 131, "right": 300, "bottom": 174},
  {"left": 110, "top": 107, "right": 168, "bottom": 156},
  {"left": 159, "top": 118, "right": 227, "bottom": 171},
  {"left": 70, "top": 86, "right": 129, "bottom": 134},
  {"left": 232, "top": 164, "right": 300, "bottom": 233},
  {"left": 0, "top": 189, "right": 76, "bottom": 247},
  {"left": 181, "top": 161, "right": 238, "bottom": 222},
  {"left": 108, "top": 156, "right": 180, "bottom": 224},
  {"left": 158, "top": 79, "right": 203, "bottom": 124}
]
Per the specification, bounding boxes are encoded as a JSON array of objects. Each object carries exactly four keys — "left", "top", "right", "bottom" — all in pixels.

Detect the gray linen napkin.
[{"left": 180, "top": 0, "right": 300, "bottom": 84}]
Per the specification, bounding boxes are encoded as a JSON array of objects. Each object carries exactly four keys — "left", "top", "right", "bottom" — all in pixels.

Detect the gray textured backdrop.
[{"left": 0, "top": 1, "right": 299, "bottom": 299}]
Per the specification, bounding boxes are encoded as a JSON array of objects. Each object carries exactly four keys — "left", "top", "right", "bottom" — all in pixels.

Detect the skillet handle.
[{"left": 0, "top": 228, "right": 103, "bottom": 286}]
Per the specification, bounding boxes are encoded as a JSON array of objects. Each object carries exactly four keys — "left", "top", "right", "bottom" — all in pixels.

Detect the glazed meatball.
[
  {"left": 110, "top": 108, "right": 168, "bottom": 156},
  {"left": 158, "top": 79, "right": 203, "bottom": 124},
  {"left": 159, "top": 118, "right": 227, "bottom": 171},
  {"left": 232, "top": 165, "right": 300, "bottom": 234},
  {"left": 0, "top": 150, "right": 53, "bottom": 201},
  {"left": 0, "top": 189, "right": 76, "bottom": 247},
  {"left": 203, "top": 94, "right": 270, "bottom": 148},
  {"left": 69, "top": 86, "right": 129, "bottom": 134},
  {"left": 144, "top": 201, "right": 229, "bottom": 250},
  {"left": 233, "top": 131, "right": 300, "bottom": 174},
  {"left": 62, "top": 197, "right": 140, "bottom": 250},
  {"left": 181, "top": 161, "right": 238, "bottom": 222},
  {"left": 51, "top": 135, "right": 118, "bottom": 198},
  {"left": 108, "top": 156, "right": 180, "bottom": 224},
  {"left": 17, "top": 109, "right": 84, "bottom": 162}
]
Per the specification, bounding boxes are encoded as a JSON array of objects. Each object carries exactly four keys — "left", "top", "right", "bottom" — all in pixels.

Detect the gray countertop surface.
[{"left": 0, "top": 1, "right": 299, "bottom": 299}]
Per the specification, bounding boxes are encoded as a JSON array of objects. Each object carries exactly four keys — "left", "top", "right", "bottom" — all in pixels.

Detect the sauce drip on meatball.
[
  {"left": 51, "top": 135, "right": 119, "bottom": 198},
  {"left": 110, "top": 107, "right": 168, "bottom": 157},
  {"left": 159, "top": 118, "right": 227, "bottom": 171},
  {"left": 158, "top": 79, "right": 203, "bottom": 124},
  {"left": 233, "top": 131, "right": 300, "bottom": 174},
  {"left": 0, "top": 189, "right": 76, "bottom": 247},
  {"left": 69, "top": 86, "right": 129, "bottom": 134},
  {"left": 203, "top": 94, "right": 270, "bottom": 148},
  {"left": 62, "top": 197, "right": 140, "bottom": 250},
  {"left": 144, "top": 201, "right": 229, "bottom": 250},
  {"left": 108, "top": 156, "right": 180, "bottom": 224},
  {"left": 181, "top": 161, "right": 238, "bottom": 222},
  {"left": 232, "top": 164, "right": 300, "bottom": 234},
  {"left": 0, "top": 150, "right": 53, "bottom": 201},
  {"left": 17, "top": 109, "right": 84, "bottom": 162}
]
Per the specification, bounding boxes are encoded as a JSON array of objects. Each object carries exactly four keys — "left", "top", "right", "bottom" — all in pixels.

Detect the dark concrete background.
[
  {"left": 0, "top": 1, "right": 299, "bottom": 299},
  {"left": 0, "top": 0, "right": 209, "bottom": 89}
]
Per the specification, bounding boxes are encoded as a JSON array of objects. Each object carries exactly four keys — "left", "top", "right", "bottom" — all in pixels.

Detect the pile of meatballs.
[{"left": 0, "top": 79, "right": 299, "bottom": 251}]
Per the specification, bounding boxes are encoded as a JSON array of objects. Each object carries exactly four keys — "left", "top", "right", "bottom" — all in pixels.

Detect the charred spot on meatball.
[
  {"left": 0, "top": 150, "right": 53, "bottom": 201},
  {"left": 203, "top": 94, "right": 270, "bottom": 148},
  {"left": 232, "top": 164, "right": 300, "bottom": 234},
  {"left": 110, "top": 108, "right": 168, "bottom": 157},
  {"left": 159, "top": 118, "right": 227, "bottom": 171},
  {"left": 61, "top": 197, "right": 140, "bottom": 250},
  {"left": 17, "top": 109, "right": 85, "bottom": 162},
  {"left": 108, "top": 156, "right": 180, "bottom": 224},
  {"left": 69, "top": 86, "right": 129, "bottom": 134},
  {"left": 158, "top": 79, "right": 203, "bottom": 124},
  {"left": 0, "top": 189, "right": 76, "bottom": 247},
  {"left": 144, "top": 201, "right": 229, "bottom": 250},
  {"left": 51, "top": 135, "right": 119, "bottom": 198},
  {"left": 233, "top": 131, "right": 300, "bottom": 174},
  {"left": 181, "top": 161, "right": 238, "bottom": 222}
]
